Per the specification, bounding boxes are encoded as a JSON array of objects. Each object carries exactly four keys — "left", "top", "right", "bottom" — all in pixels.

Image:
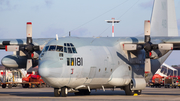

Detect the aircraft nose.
[{"left": 38, "top": 61, "right": 52, "bottom": 77}]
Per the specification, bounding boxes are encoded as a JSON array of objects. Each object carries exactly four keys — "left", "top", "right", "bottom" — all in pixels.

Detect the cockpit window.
[
  {"left": 44, "top": 46, "right": 49, "bottom": 52},
  {"left": 70, "top": 43, "right": 74, "bottom": 46},
  {"left": 64, "top": 43, "right": 77, "bottom": 54},
  {"left": 68, "top": 48, "right": 72, "bottom": 53},
  {"left": 72, "top": 48, "right": 77, "bottom": 53},
  {"left": 56, "top": 46, "right": 63, "bottom": 52},
  {"left": 48, "top": 45, "right": 56, "bottom": 51},
  {"left": 64, "top": 47, "right": 67, "bottom": 53}
]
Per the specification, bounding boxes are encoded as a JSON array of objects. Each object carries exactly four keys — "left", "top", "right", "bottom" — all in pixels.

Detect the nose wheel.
[
  {"left": 54, "top": 88, "right": 61, "bottom": 97},
  {"left": 61, "top": 87, "right": 68, "bottom": 97}
]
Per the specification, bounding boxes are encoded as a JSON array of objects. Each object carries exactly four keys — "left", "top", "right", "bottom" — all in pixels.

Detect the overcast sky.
[{"left": 0, "top": 0, "right": 180, "bottom": 66}]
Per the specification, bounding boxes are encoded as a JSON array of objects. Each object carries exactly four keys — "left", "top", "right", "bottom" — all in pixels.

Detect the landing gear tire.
[
  {"left": 124, "top": 81, "right": 134, "bottom": 96},
  {"left": 2, "top": 84, "right": 6, "bottom": 88},
  {"left": 61, "top": 87, "right": 68, "bottom": 97},
  {"left": 134, "top": 90, "right": 142, "bottom": 95},
  {"left": 42, "top": 84, "right": 46, "bottom": 88},
  {"left": 31, "top": 84, "right": 36, "bottom": 88},
  {"left": 37, "top": 84, "right": 41, "bottom": 88},
  {"left": 54, "top": 88, "right": 61, "bottom": 97},
  {"left": 8, "top": 84, "right": 12, "bottom": 88}
]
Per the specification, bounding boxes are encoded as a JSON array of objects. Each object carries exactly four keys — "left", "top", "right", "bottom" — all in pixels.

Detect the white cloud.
[
  {"left": 71, "top": 28, "right": 90, "bottom": 37},
  {"left": 44, "top": 0, "right": 53, "bottom": 7},
  {"left": 0, "top": 0, "right": 18, "bottom": 11}
]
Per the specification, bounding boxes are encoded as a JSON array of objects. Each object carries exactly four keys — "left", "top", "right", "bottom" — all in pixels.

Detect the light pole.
[{"left": 105, "top": 18, "right": 120, "bottom": 37}]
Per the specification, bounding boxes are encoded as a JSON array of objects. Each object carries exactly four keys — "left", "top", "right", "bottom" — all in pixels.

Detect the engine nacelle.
[{"left": 1, "top": 55, "right": 38, "bottom": 69}]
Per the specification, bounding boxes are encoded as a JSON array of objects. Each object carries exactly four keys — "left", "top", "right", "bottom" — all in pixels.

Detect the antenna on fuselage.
[
  {"left": 69, "top": 31, "right": 71, "bottom": 37},
  {"left": 105, "top": 18, "right": 120, "bottom": 37},
  {"left": 56, "top": 34, "right": 58, "bottom": 40}
]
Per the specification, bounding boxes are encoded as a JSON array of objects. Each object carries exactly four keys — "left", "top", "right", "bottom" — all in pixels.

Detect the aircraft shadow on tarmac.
[{"left": 0, "top": 89, "right": 180, "bottom": 97}]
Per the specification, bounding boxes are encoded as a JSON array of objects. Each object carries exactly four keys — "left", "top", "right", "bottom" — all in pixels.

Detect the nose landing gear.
[
  {"left": 54, "top": 88, "right": 61, "bottom": 97},
  {"left": 54, "top": 87, "right": 68, "bottom": 97},
  {"left": 61, "top": 87, "right": 68, "bottom": 97}
]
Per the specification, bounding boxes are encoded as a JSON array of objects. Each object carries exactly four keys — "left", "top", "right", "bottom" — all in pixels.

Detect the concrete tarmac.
[{"left": 0, "top": 87, "right": 180, "bottom": 101}]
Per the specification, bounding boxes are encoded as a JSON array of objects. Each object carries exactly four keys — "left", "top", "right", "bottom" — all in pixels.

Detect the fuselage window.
[
  {"left": 56, "top": 46, "right": 63, "bottom": 52},
  {"left": 44, "top": 46, "right": 49, "bottom": 52},
  {"left": 68, "top": 48, "right": 72, "bottom": 53},
  {"left": 71, "top": 58, "right": 74, "bottom": 66},
  {"left": 49, "top": 45, "right": 56, "bottom": 51},
  {"left": 72, "top": 48, "right": 77, "bottom": 53},
  {"left": 59, "top": 53, "right": 63, "bottom": 57},
  {"left": 67, "top": 58, "right": 70, "bottom": 66},
  {"left": 64, "top": 47, "right": 67, "bottom": 53}
]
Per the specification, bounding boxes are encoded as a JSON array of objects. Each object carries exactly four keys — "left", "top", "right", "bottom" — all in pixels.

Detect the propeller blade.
[
  {"left": 32, "top": 45, "right": 45, "bottom": 51},
  {"left": 26, "top": 22, "right": 32, "bottom": 44},
  {"left": 123, "top": 44, "right": 143, "bottom": 50},
  {"left": 39, "top": 45, "right": 45, "bottom": 51},
  {"left": 123, "top": 44, "right": 137, "bottom": 50},
  {"left": 26, "top": 59, "right": 32, "bottom": 74},
  {"left": 144, "top": 20, "right": 151, "bottom": 42},
  {"left": 158, "top": 44, "right": 173, "bottom": 50},
  {"left": 5, "top": 45, "right": 19, "bottom": 51},
  {"left": 145, "top": 58, "right": 151, "bottom": 73}
]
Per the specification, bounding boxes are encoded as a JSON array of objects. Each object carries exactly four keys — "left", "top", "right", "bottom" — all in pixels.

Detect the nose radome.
[{"left": 38, "top": 61, "right": 52, "bottom": 77}]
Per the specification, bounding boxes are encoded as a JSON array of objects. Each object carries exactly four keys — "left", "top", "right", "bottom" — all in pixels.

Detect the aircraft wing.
[{"left": 0, "top": 38, "right": 53, "bottom": 49}]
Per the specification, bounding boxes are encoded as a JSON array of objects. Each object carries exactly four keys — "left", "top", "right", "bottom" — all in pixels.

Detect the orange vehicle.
[
  {"left": 22, "top": 74, "right": 46, "bottom": 88},
  {"left": 149, "top": 74, "right": 164, "bottom": 88}
]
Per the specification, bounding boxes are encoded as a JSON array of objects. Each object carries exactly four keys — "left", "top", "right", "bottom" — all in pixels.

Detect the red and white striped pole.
[
  {"left": 105, "top": 18, "right": 120, "bottom": 37},
  {"left": 112, "top": 18, "right": 115, "bottom": 37}
]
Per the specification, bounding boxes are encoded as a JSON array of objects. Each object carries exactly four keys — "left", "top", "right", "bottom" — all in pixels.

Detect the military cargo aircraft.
[{"left": 0, "top": 0, "right": 180, "bottom": 97}]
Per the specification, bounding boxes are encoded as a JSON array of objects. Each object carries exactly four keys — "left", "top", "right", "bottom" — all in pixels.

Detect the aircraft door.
[{"left": 84, "top": 67, "right": 96, "bottom": 84}]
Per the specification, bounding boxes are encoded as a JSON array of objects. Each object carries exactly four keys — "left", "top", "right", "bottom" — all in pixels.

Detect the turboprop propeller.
[
  {"left": 123, "top": 20, "right": 177, "bottom": 73},
  {"left": 4, "top": 22, "right": 42, "bottom": 72}
]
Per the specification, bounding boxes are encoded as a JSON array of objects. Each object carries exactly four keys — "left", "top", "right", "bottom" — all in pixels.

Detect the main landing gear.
[
  {"left": 54, "top": 87, "right": 68, "bottom": 97},
  {"left": 124, "top": 81, "right": 142, "bottom": 96}
]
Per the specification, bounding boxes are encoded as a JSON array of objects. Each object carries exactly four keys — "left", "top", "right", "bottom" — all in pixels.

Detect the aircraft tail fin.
[{"left": 151, "top": 0, "right": 178, "bottom": 36}]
